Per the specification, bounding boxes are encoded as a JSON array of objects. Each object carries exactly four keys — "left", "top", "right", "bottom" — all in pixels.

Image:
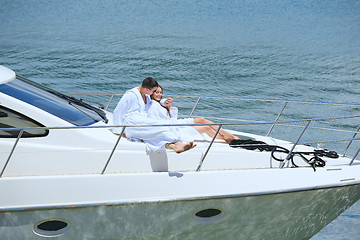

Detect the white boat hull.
[
  {"left": 1, "top": 167, "right": 360, "bottom": 240},
  {"left": 1, "top": 184, "right": 359, "bottom": 240},
  {"left": 1, "top": 66, "right": 360, "bottom": 239}
]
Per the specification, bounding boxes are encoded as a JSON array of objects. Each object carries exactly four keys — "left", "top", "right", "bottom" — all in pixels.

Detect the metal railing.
[
  {"left": 71, "top": 93, "right": 360, "bottom": 150},
  {"left": 1, "top": 92, "right": 360, "bottom": 177},
  {"left": 1, "top": 114, "right": 360, "bottom": 177},
  {"left": 70, "top": 93, "right": 360, "bottom": 111}
]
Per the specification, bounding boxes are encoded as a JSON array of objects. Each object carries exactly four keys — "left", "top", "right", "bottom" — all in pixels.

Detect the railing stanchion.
[
  {"left": 349, "top": 145, "right": 360, "bottom": 166},
  {"left": 280, "top": 120, "right": 311, "bottom": 168},
  {"left": 196, "top": 125, "right": 222, "bottom": 171},
  {"left": 101, "top": 127, "right": 126, "bottom": 175},
  {"left": 343, "top": 125, "right": 360, "bottom": 157},
  {"left": 105, "top": 94, "right": 115, "bottom": 111},
  {"left": 0, "top": 130, "right": 23, "bottom": 178},
  {"left": 267, "top": 101, "right": 288, "bottom": 137},
  {"left": 189, "top": 97, "right": 201, "bottom": 117}
]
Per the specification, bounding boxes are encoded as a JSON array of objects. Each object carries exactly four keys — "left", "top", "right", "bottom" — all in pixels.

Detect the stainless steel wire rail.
[
  {"left": 1, "top": 114, "right": 360, "bottom": 177},
  {"left": 71, "top": 92, "right": 360, "bottom": 153}
]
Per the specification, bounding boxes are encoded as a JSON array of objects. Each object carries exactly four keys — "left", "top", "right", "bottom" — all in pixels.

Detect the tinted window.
[
  {"left": 0, "top": 106, "right": 49, "bottom": 138},
  {"left": 0, "top": 77, "right": 104, "bottom": 126}
]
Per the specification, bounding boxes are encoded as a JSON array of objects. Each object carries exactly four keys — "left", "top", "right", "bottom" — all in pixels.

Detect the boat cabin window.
[
  {"left": 0, "top": 106, "right": 49, "bottom": 138},
  {"left": 0, "top": 76, "right": 106, "bottom": 126}
]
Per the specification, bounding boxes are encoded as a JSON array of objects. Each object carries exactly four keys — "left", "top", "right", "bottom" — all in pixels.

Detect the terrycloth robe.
[
  {"left": 147, "top": 100, "right": 202, "bottom": 142},
  {"left": 113, "top": 87, "right": 181, "bottom": 151}
]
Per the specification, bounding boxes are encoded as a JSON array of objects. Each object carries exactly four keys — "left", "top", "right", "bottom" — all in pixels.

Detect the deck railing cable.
[
  {"left": 1, "top": 114, "right": 360, "bottom": 177},
  {"left": 70, "top": 93, "right": 360, "bottom": 142}
]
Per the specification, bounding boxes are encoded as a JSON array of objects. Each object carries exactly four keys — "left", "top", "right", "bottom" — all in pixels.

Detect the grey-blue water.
[{"left": 1, "top": 0, "right": 359, "bottom": 239}]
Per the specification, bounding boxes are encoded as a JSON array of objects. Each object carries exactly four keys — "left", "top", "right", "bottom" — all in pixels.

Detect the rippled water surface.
[{"left": 1, "top": 0, "right": 360, "bottom": 239}]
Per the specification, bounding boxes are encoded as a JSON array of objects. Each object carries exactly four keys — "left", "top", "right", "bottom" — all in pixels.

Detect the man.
[{"left": 113, "top": 77, "right": 195, "bottom": 153}]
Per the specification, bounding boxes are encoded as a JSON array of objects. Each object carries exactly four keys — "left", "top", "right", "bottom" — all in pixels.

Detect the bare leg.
[
  {"left": 193, "top": 125, "right": 223, "bottom": 140},
  {"left": 166, "top": 141, "right": 197, "bottom": 154},
  {"left": 193, "top": 117, "right": 240, "bottom": 143}
]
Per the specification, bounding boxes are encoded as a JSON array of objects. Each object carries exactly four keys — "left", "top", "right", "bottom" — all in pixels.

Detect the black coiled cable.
[{"left": 229, "top": 139, "right": 339, "bottom": 171}]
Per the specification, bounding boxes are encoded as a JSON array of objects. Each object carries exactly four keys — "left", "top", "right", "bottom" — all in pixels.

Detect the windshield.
[{"left": 0, "top": 76, "right": 107, "bottom": 126}]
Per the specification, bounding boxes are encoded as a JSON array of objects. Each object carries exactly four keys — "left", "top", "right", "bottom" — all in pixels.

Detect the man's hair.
[{"left": 142, "top": 77, "right": 158, "bottom": 89}]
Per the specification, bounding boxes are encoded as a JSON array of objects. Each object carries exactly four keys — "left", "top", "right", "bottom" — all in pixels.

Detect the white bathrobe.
[
  {"left": 147, "top": 100, "right": 202, "bottom": 142},
  {"left": 113, "top": 87, "right": 181, "bottom": 152}
]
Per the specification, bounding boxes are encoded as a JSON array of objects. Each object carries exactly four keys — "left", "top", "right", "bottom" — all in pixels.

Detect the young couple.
[{"left": 113, "top": 77, "right": 239, "bottom": 153}]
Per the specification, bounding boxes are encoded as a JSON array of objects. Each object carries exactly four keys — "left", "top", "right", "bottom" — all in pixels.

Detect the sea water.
[{"left": 0, "top": 0, "right": 359, "bottom": 239}]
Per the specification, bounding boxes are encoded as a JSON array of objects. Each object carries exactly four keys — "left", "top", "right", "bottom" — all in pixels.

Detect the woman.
[{"left": 148, "top": 86, "right": 240, "bottom": 143}]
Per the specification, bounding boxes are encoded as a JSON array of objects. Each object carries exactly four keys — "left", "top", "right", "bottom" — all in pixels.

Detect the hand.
[{"left": 164, "top": 97, "right": 173, "bottom": 108}]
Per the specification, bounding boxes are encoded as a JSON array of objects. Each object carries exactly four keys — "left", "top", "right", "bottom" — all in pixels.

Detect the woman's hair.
[{"left": 142, "top": 77, "right": 158, "bottom": 89}]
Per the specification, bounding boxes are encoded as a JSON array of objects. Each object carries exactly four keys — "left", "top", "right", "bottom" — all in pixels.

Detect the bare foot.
[
  {"left": 166, "top": 141, "right": 197, "bottom": 153},
  {"left": 224, "top": 136, "right": 241, "bottom": 144},
  {"left": 182, "top": 141, "right": 197, "bottom": 152}
]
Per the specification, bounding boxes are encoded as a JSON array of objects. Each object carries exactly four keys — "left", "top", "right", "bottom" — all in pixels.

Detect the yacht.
[{"left": 1, "top": 65, "right": 359, "bottom": 239}]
